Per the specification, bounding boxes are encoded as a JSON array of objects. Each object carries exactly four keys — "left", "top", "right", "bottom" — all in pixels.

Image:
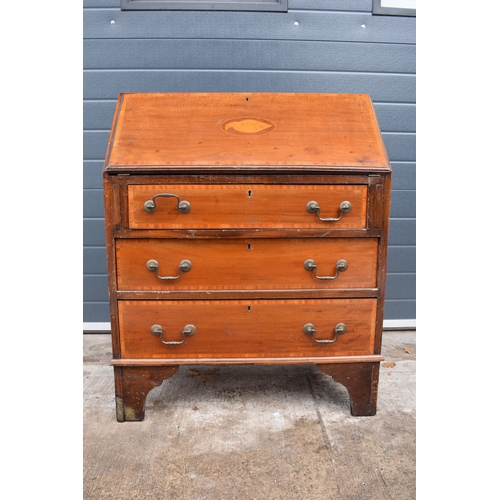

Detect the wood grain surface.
[
  {"left": 105, "top": 93, "right": 390, "bottom": 170},
  {"left": 116, "top": 237, "right": 378, "bottom": 290},
  {"left": 118, "top": 298, "right": 377, "bottom": 358},
  {"left": 128, "top": 184, "right": 367, "bottom": 229}
]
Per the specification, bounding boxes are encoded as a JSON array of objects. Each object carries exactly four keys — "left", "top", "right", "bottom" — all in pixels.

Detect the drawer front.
[
  {"left": 118, "top": 299, "right": 377, "bottom": 358},
  {"left": 128, "top": 184, "right": 367, "bottom": 229},
  {"left": 116, "top": 238, "right": 378, "bottom": 291}
]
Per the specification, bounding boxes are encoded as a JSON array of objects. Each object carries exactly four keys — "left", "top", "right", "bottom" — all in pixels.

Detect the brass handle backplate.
[
  {"left": 144, "top": 193, "right": 191, "bottom": 214},
  {"left": 150, "top": 324, "right": 197, "bottom": 345},
  {"left": 146, "top": 259, "right": 192, "bottom": 280},
  {"left": 306, "top": 200, "right": 352, "bottom": 222},
  {"left": 304, "top": 258, "right": 348, "bottom": 280},
  {"left": 303, "top": 322, "right": 347, "bottom": 344}
]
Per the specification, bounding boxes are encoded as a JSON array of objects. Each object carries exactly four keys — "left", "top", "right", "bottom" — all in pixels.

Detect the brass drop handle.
[
  {"left": 304, "top": 258, "right": 348, "bottom": 280},
  {"left": 144, "top": 193, "right": 191, "bottom": 214},
  {"left": 146, "top": 259, "right": 192, "bottom": 280},
  {"left": 306, "top": 200, "right": 352, "bottom": 222},
  {"left": 150, "top": 324, "right": 197, "bottom": 345},
  {"left": 303, "top": 323, "right": 347, "bottom": 344}
]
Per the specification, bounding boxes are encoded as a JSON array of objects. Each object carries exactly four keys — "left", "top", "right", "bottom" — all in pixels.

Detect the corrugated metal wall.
[{"left": 83, "top": 0, "right": 416, "bottom": 324}]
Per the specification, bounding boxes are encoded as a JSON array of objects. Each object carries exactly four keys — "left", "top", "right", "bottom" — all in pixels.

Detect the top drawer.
[{"left": 128, "top": 184, "right": 367, "bottom": 229}]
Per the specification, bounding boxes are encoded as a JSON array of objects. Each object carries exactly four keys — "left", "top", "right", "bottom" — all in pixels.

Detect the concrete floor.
[{"left": 83, "top": 330, "right": 416, "bottom": 500}]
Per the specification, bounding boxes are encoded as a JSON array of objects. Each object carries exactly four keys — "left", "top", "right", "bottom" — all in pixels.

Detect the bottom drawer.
[{"left": 118, "top": 299, "right": 377, "bottom": 359}]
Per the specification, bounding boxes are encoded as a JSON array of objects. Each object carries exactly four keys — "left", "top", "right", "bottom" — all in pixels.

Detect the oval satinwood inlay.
[{"left": 221, "top": 117, "right": 276, "bottom": 136}]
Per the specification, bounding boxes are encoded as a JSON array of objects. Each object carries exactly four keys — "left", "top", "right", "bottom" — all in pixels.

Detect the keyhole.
[
  {"left": 247, "top": 244, "right": 252, "bottom": 250},
  {"left": 248, "top": 190, "right": 252, "bottom": 197},
  {"left": 247, "top": 306, "right": 251, "bottom": 312}
]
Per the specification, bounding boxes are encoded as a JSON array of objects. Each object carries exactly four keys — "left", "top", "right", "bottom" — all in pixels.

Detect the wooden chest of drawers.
[{"left": 103, "top": 93, "right": 391, "bottom": 421}]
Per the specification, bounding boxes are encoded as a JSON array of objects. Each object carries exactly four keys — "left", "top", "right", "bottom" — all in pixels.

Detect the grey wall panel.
[
  {"left": 84, "top": 302, "right": 110, "bottom": 323},
  {"left": 374, "top": 104, "right": 415, "bottom": 133},
  {"left": 381, "top": 133, "right": 416, "bottom": 162},
  {"left": 385, "top": 273, "right": 415, "bottom": 300},
  {"left": 83, "top": 71, "right": 415, "bottom": 102},
  {"left": 390, "top": 163, "right": 415, "bottom": 190},
  {"left": 84, "top": 189, "right": 104, "bottom": 218},
  {"left": 84, "top": 247, "right": 108, "bottom": 274},
  {"left": 83, "top": 219, "right": 106, "bottom": 247},
  {"left": 84, "top": 0, "right": 118, "bottom": 6},
  {"left": 84, "top": 0, "right": 373, "bottom": 11},
  {"left": 84, "top": 10, "right": 416, "bottom": 43},
  {"left": 84, "top": 275, "right": 110, "bottom": 302},
  {"left": 291, "top": 0, "right": 372, "bottom": 11},
  {"left": 83, "top": 101, "right": 117, "bottom": 130},
  {"left": 387, "top": 247, "right": 415, "bottom": 274},
  {"left": 84, "top": 131, "right": 109, "bottom": 160},
  {"left": 84, "top": 40, "right": 415, "bottom": 74},
  {"left": 389, "top": 191, "right": 416, "bottom": 219},
  {"left": 84, "top": 160, "right": 105, "bottom": 189},
  {"left": 388, "top": 220, "right": 415, "bottom": 246},
  {"left": 384, "top": 300, "right": 415, "bottom": 321}
]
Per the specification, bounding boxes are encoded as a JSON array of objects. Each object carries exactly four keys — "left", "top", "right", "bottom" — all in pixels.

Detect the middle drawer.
[{"left": 116, "top": 238, "right": 378, "bottom": 291}]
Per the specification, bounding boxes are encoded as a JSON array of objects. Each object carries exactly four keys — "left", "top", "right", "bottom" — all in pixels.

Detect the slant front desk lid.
[{"left": 104, "top": 93, "right": 390, "bottom": 173}]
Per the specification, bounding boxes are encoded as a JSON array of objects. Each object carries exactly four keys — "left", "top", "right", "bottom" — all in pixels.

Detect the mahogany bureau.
[{"left": 103, "top": 92, "right": 391, "bottom": 422}]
